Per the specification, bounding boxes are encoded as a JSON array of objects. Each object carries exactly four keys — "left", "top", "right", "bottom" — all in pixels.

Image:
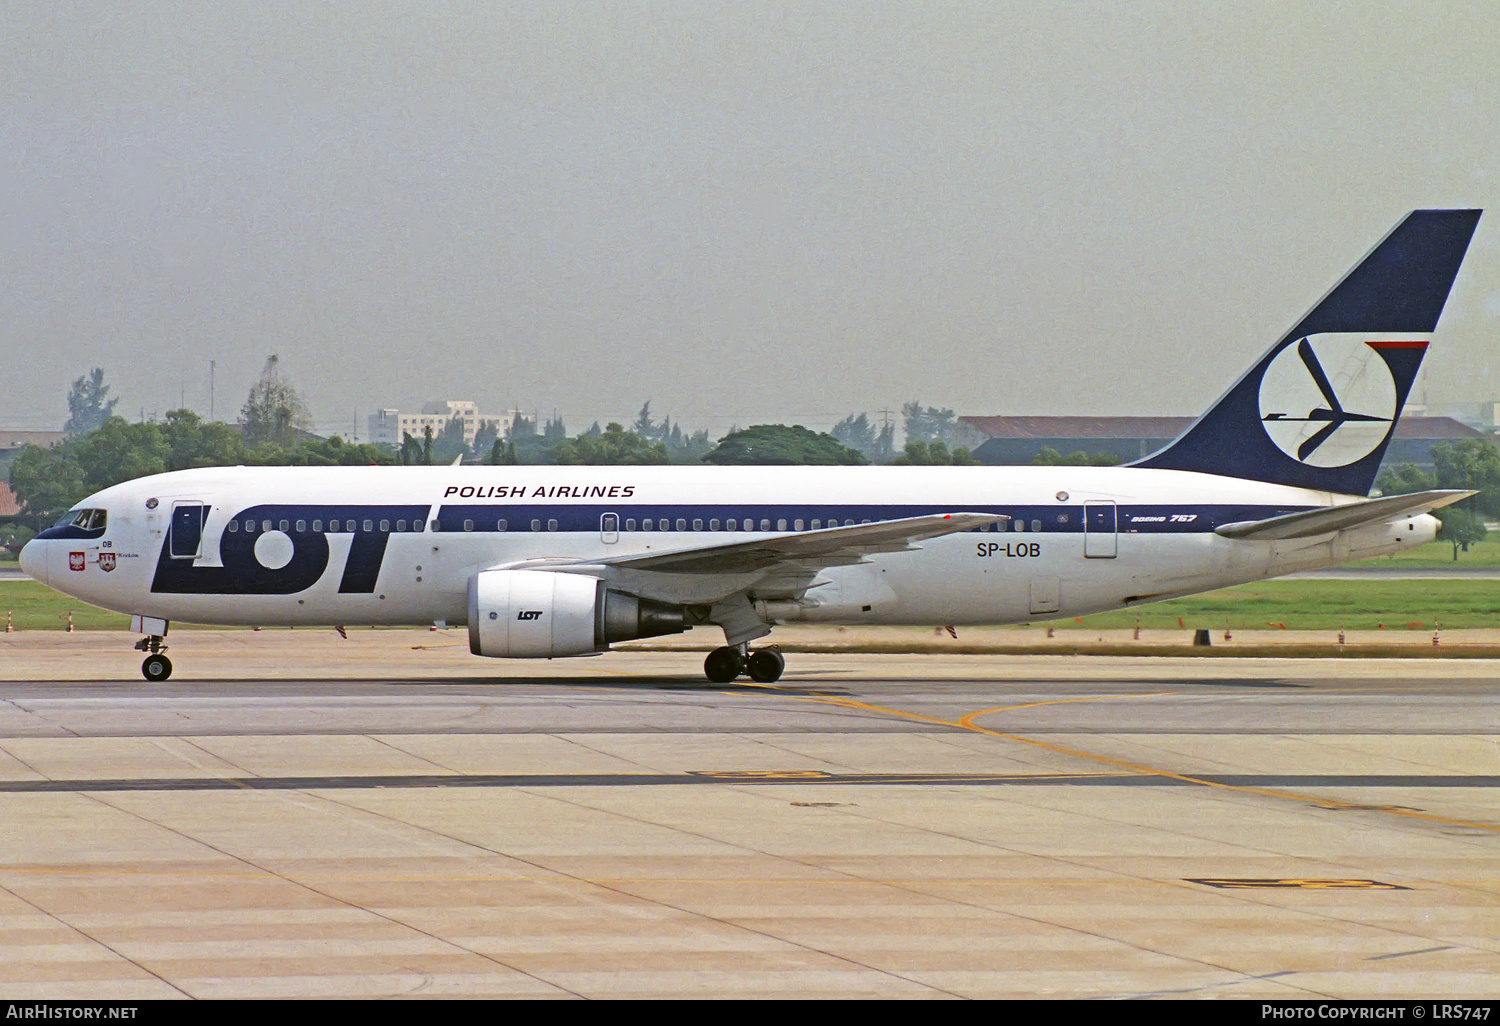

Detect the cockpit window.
[{"left": 55, "top": 509, "right": 107, "bottom": 531}]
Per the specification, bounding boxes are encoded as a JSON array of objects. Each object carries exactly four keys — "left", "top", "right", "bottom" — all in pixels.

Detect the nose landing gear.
[
  {"left": 134, "top": 636, "right": 171, "bottom": 681},
  {"left": 704, "top": 644, "right": 784, "bottom": 683}
]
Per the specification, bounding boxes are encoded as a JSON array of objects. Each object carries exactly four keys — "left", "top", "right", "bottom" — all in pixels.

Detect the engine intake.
[{"left": 467, "top": 569, "right": 686, "bottom": 658}]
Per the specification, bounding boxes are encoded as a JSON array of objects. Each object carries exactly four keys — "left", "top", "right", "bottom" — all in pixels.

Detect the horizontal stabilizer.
[{"left": 1214, "top": 489, "right": 1473, "bottom": 540}]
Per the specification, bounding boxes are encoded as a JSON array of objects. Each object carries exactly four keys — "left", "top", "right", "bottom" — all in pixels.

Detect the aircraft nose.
[{"left": 18, "top": 539, "right": 47, "bottom": 585}]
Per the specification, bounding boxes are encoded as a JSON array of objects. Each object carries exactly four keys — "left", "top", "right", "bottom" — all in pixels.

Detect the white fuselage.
[{"left": 23, "top": 464, "right": 1435, "bottom": 637}]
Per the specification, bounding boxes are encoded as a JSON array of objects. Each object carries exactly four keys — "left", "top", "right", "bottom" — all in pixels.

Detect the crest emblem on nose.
[{"left": 69, "top": 551, "right": 85, "bottom": 572}]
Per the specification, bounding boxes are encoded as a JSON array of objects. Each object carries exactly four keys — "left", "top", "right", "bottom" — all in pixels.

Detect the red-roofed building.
[{"left": 0, "top": 482, "right": 21, "bottom": 518}]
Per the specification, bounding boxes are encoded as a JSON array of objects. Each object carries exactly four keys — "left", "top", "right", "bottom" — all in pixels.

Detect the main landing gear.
[
  {"left": 704, "top": 644, "right": 784, "bottom": 684},
  {"left": 134, "top": 636, "right": 171, "bottom": 681}
]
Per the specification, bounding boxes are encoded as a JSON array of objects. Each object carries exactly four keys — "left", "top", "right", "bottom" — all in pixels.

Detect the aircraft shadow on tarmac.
[
  {"left": 1151, "top": 678, "right": 1311, "bottom": 689},
  {"left": 9, "top": 676, "right": 1308, "bottom": 695},
  {"left": 17, "top": 676, "right": 855, "bottom": 697}
]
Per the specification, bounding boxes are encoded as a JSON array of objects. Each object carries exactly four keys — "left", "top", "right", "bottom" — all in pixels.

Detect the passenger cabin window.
[
  {"left": 227, "top": 520, "right": 238, "bottom": 533},
  {"left": 727, "top": 519, "right": 737, "bottom": 531},
  {"left": 312, "top": 520, "right": 322, "bottom": 532},
  {"left": 777, "top": 519, "right": 787, "bottom": 531},
  {"left": 547, "top": 519, "right": 558, "bottom": 531},
  {"left": 675, "top": 519, "right": 686, "bottom": 531},
  {"left": 531, "top": 519, "right": 541, "bottom": 532},
  {"left": 625, "top": 519, "right": 636, "bottom": 531},
  {"left": 811, "top": 519, "right": 820, "bottom": 530},
  {"left": 296, "top": 520, "right": 306, "bottom": 532},
  {"left": 692, "top": 519, "right": 703, "bottom": 531},
  {"left": 794, "top": 519, "right": 803, "bottom": 531},
  {"left": 759, "top": 519, "right": 770, "bottom": 531},
  {"left": 463, "top": 519, "right": 473, "bottom": 532},
  {"left": 643, "top": 518, "right": 653, "bottom": 531},
  {"left": 1031, "top": 519, "right": 1041, "bottom": 532},
  {"left": 497, "top": 519, "right": 507, "bottom": 532},
  {"left": 262, "top": 520, "right": 273, "bottom": 533},
  {"left": 709, "top": 519, "right": 720, "bottom": 531},
  {"left": 362, "top": 520, "right": 373, "bottom": 533}
]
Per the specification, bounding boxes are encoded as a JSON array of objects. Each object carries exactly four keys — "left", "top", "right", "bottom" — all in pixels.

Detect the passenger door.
[
  {"left": 169, "top": 502, "right": 207, "bottom": 559},
  {"left": 1083, "top": 501, "right": 1117, "bottom": 559}
]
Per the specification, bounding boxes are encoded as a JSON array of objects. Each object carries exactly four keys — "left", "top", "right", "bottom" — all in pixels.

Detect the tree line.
[
  {"left": 23, "top": 366, "right": 1486, "bottom": 558},
  {"left": 8, "top": 411, "right": 399, "bottom": 521},
  {"left": 1376, "top": 441, "right": 1500, "bottom": 559},
  {"left": 5, "top": 369, "right": 988, "bottom": 521}
]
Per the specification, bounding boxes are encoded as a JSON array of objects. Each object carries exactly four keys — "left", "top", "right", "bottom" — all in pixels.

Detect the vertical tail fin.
[{"left": 1135, "top": 210, "right": 1482, "bottom": 494}]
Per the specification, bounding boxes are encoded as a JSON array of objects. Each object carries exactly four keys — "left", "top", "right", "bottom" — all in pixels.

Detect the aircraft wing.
[
  {"left": 1214, "top": 489, "right": 1473, "bottom": 541},
  {"left": 492, "top": 512, "right": 1007, "bottom": 644},
  {"left": 604, "top": 512, "right": 1004, "bottom": 573},
  {"left": 500, "top": 512, "right": 1006, "bottom": 577}
]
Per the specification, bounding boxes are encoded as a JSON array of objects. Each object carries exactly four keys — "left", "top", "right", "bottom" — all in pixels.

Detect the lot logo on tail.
[{"left": 1257, "top": 334, "right": 1418, "bottom": 468}]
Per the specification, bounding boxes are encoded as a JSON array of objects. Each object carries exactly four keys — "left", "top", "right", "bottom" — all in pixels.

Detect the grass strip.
[{"left": 2, "top": 577, "right": 1497, "bottom": 633}]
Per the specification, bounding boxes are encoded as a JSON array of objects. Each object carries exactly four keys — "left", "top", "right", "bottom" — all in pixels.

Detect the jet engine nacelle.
[{"left": 467, "top": 569, "right": 687, "bottom": 658}]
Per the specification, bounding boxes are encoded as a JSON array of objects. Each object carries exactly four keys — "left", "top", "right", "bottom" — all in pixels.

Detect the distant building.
[
  {"left": 1383, "top": 418, "right": 1494, "bottom": 469},
  {"left": 0, "top": 430, "right": 68, "bottom": 456},
  {"left": 957, "top": 417, "right": 1189, "bottom": 465},
  {"left": 1426, "top": 401, "right": 1500, "bottom": 432},
  {"left": 366, "top": 409, "right": 402, "bottom": 447},
  {"left": 367, "top": 401, "right": 511, "bottom": 450},
  {"left": 957, "top": 415, "right": 1491, "bottom": 473}
]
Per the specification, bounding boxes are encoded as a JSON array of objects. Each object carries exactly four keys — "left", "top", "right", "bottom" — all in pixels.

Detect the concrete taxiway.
[{"left": 0, "top": 630, "right": 1496, "bottom": 999}]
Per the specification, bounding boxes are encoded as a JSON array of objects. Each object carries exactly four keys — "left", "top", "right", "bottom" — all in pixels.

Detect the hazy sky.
[{"left": 4, "top": 2, "right": 1499, "bottom": 437}]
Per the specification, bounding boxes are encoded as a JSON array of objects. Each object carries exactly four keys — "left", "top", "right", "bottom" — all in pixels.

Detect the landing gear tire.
[
  {"left": 142, "top": 654, "right": 173, "bottom": 682},
  {"left": 704, "top": 646, "right": 744, "bottom": 683},
  {"left": 746, "top": 648, "right": 785, "bottom": 683}
]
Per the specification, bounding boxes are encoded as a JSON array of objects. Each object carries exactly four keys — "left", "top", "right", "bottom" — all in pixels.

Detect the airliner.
[{"left": 21, "top": 209, "right": 1482, "bottom": 683}]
